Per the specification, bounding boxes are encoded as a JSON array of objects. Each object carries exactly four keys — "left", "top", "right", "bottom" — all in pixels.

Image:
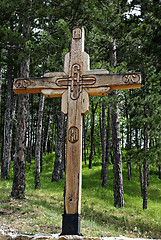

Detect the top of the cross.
[
  {"left": 71, "top": 27, "right": 84, "bottom": 52},
  {"left": 72, "top": 27, "right": 84, "bottom": 39}
]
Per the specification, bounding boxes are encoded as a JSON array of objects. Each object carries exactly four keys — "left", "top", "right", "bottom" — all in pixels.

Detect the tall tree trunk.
[
  {"left": 102, "top": 107, "right": 110, "bottom": 187},
  {"left": 127, "top": 161, "right": 132, "bottom": 181},
  {"left": 143, "top": 125, "right": 148, "bottom": 209},
  {"left": 1, "top": 49, "right": 16, "bottom": 180},
  {"left": 135, "top": 129, "right": 144, "bottom": 196},
  {"left": 89, "top": 100, "right": 97, "bottom": 169},
  {"left": 35, "top": 94, "right": 45, "bottom": 189},
  {"left": 0, "top": 63, "right": 2, "bottom": 145},
  {"left": 52, "top": 111, "right": 65, "bottom": 182},
  {"left": 61, "top": 116, "right": 66, "bottom": 179},
  {"left": 159, "top": 163, "right": 161, "bottom": 180},
  {"left": 127, "top": 126, "right": 132, "bottom": 181},
  {"left": 125, "top": 94, "right": 132, "bottom": 181},
  {"left": 147, "top": 161, "right": 150, "bottom": 186},
  {"left": 26, "top": 95, "right": 34, "bottom": 163},
  {"left": 11, "top": 54, "right": 30, "bottom": 199},
  {"left": 139, "top": 162, "right": 143, "bottom": 197},
  {"left": 44, "top": 114, "right": 51, "bottom": 155},
  {"left": 100, "top": 101, "right": 106, "bottom": 178},
  {"left": 110, "top": 39, "right": 124, "bottom": 208},
  {"left": 83, "top": 116, "right": 87, "bottom": 165},
  {"left": 11, "top": 7, "right": 30, "bottom": 197},
  {"left": 40, "top": 130, "right": 44, "bottom": 173},
  {"left": 51, "top": 119, "right": 55, "bottom": 153},
  {"left": 112, "top": 98, "right": 125, "bottom": 207}
]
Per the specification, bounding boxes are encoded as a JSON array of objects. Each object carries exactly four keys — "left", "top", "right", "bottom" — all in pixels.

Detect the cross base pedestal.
[{"left": 61, "top": 214, "right": 82, "bottom": 236}]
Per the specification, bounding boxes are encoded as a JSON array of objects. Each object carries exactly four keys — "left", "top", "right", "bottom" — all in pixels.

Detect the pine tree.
[
  {"left": 52, "top": 108, "right": 65, "bottom": 182},
  {"left": 11, "top": 55, "right": 30, "bottom": 199},
  {"left": 35, "top": 94, "right": 45, "bottom": 189},
  {"left": 11, "top": 0, "right": 31, "bottom": 198},
  {"left": 110, "top": 39, "right": 125, "bottom": 208}
]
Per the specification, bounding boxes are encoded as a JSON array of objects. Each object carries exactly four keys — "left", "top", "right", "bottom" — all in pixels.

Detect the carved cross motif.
[
  {"left": 56, "top": 63, "right": 96, "bottom": 100},
  {"left": 68, "top": 126, "right": 79, "bottom": 143},
  {"left": 13, "top": 27, "right": 141, "bottom": 235}
]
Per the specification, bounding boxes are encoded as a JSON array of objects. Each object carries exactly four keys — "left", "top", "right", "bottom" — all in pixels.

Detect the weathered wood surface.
[
  {"left": 13, "top": 72, "right": 141, "bottom": 96},
  {"left": 13, "top": 73, "right": 67, "bottom": 95},
  {"left": 13, "top": 26, "right": 141, "bottom": 217},
  {"left": 64, "top": 27, "right": 88, "bottom": 215}
]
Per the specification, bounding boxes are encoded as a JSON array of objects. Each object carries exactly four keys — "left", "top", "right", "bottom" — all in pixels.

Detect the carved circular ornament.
[
  {"left": 14, "top": 79, "right": 32, "bottom": 88},
  {"left": 122, "top": 74, "right": 140, "bottom": 84},
  {"left": 68, "top": 126, "right": 79, "bottom": 143}
]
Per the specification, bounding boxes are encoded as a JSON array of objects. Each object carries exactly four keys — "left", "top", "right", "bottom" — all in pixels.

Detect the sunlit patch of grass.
[
  {"left": 81, "top": 163, "right": 161, "bottom": 238},
  {"left": 0, "top": 153, "right": 161, "bottom": 238}
]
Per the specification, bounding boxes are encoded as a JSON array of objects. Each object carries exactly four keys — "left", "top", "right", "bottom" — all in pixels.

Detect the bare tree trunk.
[
  {"left": 159, "top": 163, "right": 161, "bottom": 180},
  {"left": 44, "top": 114, "right": 51, "bottom": 155},
  {"left": 139, "top": 163, "right": 143, "bottom": 197},
  {"left": 1, "top": 49, "right": 17, "bottom": 180},
  {"left": 51, "top": 119, "right": 55, "bottom": 153},
  {"left": 143, "top": 125, "right": 148, "bottom": 209},
  {"left": 143, "top": 158, "right": 148, "bottom": 209},
  {"left": 100, "top": 101, "right": 106, "bottom": 181},
  {"left": 11, "top": 6, "right": 30, "bottom": 197},
  {"left": 147, "top": 161, "right": 150, "bottom": 186},
  {"left": 35, "top": 94, "right": 45, "bottom": 189},
  {"left": 0, "top": 63, "right": 2, "bottom": 145},
  {"left": 11, "top": 54, "right": 30, "bottom": 199},
  {"left": 125, "top": 94, "right": 132, "bottom": 181},
  {"left": 83, "top": 116, "right": 87, "bottom": 165},
  {"left": 0, "top": 63, "right": 3, "bottom": 168},
  {"left": 26, "top": 95, "right": 34, "bottom": 163},
  {"left": 102, "top": 107, "right": 110, "bottom": 187},
  {"left": 40, "top": 130, "right": 44, "bottom": 173},
  {"left": 89, "top": 100, "right": 97, "bottom": 169},
  {"left": 135, "top": 129, "right": 144, "bottom": 196},
  {"left": 52, "top": 111, "right": 65, "bottom": 182},
  {"left": 112, "top": 98, "right": 125, "bottom": 207},
  {"left": 110, "top": 39, "right": 124, "bottom": 208},
  {"left": 60, "top": 117, "right": 66, "bottom": 179}
]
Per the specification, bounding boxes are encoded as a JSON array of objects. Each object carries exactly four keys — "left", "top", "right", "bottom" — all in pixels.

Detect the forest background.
[{"left": 0, "top": 0, "right": 161, "bottom": 238}]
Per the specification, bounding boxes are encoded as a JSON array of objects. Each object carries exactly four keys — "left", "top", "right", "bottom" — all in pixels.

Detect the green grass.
[{"left": 0, "top": 153, "right": 161, "bottom": 238}]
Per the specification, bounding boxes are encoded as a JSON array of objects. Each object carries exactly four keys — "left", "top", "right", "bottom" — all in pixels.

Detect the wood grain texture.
[
  {"left": 64, "top": 27, "right": 88, "bottom": 214},
  {"left": 65, "top": 89, "right": 83, "bottom": 214},
  {"left": 13, "top": 26, "right": 142, "bottom": 217},
  {"left": 13, "top": 75, "right": 67, "bottom": 95}
]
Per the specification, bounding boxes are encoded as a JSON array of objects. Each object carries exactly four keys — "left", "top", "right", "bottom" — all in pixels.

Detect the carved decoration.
[
  {"left": 68, "top": 126, "right": 79, "bottom": 143},
  {"left": 56, "top": 78, "right": 68, "bottom": 86},
  {"left": 72, "top": 27, "right": 82, "bottom": 39},
  {"left": 14, "top": 79, "right": 32, "bottom": 88},
  {"left": 56, "top": 64, "right": 96, "bottom": 100},
  {"left": 122, "top": 74, "right": 140, "bottom": 84},
  {"left": 70, "top": 64, "right": 81, "bottom": 100}
]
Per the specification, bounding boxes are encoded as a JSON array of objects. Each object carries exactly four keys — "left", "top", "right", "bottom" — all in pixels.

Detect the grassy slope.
[{"left": 0, "top": 153, "right": 161, "bottom": 238}]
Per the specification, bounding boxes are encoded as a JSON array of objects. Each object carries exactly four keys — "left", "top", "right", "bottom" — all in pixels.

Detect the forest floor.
[{"left": 0, "top": 153, "right": 161, "bottom": 239}]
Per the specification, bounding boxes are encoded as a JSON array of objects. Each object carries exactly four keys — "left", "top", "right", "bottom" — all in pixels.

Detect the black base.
[{"left": 61, "top": 213, "right": 82, "bottom": 235}]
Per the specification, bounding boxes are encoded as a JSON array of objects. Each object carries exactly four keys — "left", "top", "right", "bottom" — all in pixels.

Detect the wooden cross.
[{"left": 13, "top": 27, "right": 141, "bottom": 235}]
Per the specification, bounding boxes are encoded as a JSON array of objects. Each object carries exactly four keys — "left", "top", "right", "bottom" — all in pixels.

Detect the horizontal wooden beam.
[
  {"left": 85, "top": 87, "right": 110, "bottom": 96},
  {"left": 110, "top": 83, "right": 141, "bottom": 90},
  {"left": 83, "top": 72, "right": 141, "bottom": 90},
  {"left": 13, "top": 75, "right": 67, "bottom": 95},
  {"left": 41, "top": 89, "right": 66, "bottom": 98}
]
